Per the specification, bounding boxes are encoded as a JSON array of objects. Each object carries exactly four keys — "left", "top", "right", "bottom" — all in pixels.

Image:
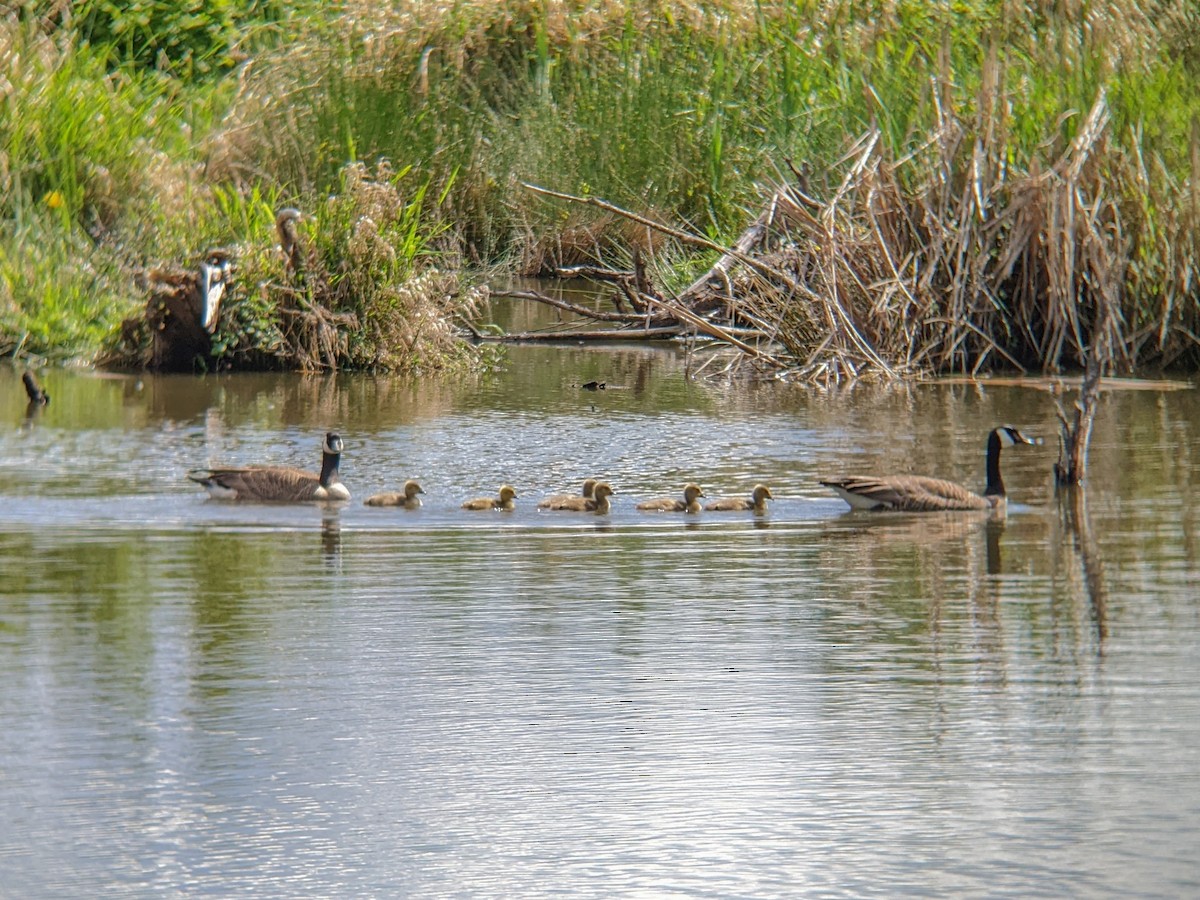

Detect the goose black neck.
[
  {"left": 320, "top": 450, "right": 341, "bottom": 487},
  {"left": 984, "top": 429, "right": 1005, "bottom": 497}
]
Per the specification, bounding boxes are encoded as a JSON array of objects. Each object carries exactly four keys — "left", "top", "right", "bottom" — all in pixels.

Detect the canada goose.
[
  {"left": 636, "top": 483, "right": 705, "bottom": 513},
  {"left": 188, "top": 432, "right": 350, "bottom": 502},
  {"left": 820, "top": 425, "right": 1037, "bottom": 512},
  {"left": 538, "top": 478, "right": 599, "bottom": 509},
  {"left": 364, "top": 479, "right": 425, "bottom": 508},
  {"left": 705, "top": 484, "right": 773, "bottom": 512},
  {"left": 542, "top": 482, "right": 614, "bottom": 514},
  {"left": 462, "top": 485, "right": 517, "bottom": 511},
  {"left": 197, "top": 249, "right": 233, "bottom": 334},
  {"left": 132, "top": 248, "right": 233, "bottom": 371}
]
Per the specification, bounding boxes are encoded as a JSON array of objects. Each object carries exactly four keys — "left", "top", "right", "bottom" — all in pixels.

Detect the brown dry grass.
[{"left": 698, "top": 86, "right": 1200, "bottom": 382}]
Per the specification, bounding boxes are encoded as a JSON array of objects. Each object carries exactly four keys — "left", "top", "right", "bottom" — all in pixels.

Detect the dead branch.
[
  {"left": 490, "top": 289, "right": 658, "bottom": 324},
  {"left": 471, "top": 326, "right": 686, "bottom": 343},
  {"left": 552, "top": 265, "right": 633, "bottom": 282}
]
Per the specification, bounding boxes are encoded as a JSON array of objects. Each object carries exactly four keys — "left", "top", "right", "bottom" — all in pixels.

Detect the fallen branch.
[
  {"left": 490, "top": 289, "right": 656, "bottom": 324},
  {"left": 642, "top": 294, "right": 779, "bottom": 363},
  {"left": 552, "top": 265, "right": 633, "bottom": 282},
  {"left": 470, "top": 326, "right": 686, "bottom": 342}
]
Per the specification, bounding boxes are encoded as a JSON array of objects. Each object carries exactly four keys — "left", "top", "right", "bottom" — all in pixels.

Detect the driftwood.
[
  {"left": 472, "top": 326, "right": 687, "bottom": 342},
  {"left": 1054, "top": 265, "right": 1118, "bottom": 485},
  {"left": 1053, "top": 356, "right": 1104, "bottom": 486},
  {"left": 552, "top": 265, "right": 633, "bottom": 282},
  {"left": 490, "top": 289, "right": 665, "bottom": 325}
]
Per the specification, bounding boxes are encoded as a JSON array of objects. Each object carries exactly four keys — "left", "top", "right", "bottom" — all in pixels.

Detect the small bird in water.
[
  {"left": 188, "top": 432, "right": 350, "bottom": 502},
  {"left": 364, "top": 479, "right": 425, "bottom": 509},
  {"left": 636, "top": 483, "right": 705, "bottom": 513},
  {"left": 705, "top": 484, "right": 773, "bottom": 513},
  {"left": 462, "top": 485, "right": 518, "bottom": 511}
]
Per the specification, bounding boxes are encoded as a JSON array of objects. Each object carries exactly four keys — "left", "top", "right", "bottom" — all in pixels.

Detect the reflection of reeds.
[{"left": 1057, "top": 487, "right": 1109, "bottom": 645}]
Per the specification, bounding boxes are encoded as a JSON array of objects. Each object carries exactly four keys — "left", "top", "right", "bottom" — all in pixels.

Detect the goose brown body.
[
  {"left": 189, "top": 432, "right": 349, "bottom": 502},
  {"left": 538, "top": 478, "right": 598, "bottom": 510},
  {"left": 705, "top": 484, "right": 773, "bottom": 512},
  {"left": 462, "top": 485, "right": 517, "bottom": 511},
  {"left": 821, "top": 426, "right": 1036, "bottom": 512},
  {"left": 820, "top": 475, "right": 994, "bottom": 511},
  {"left": 636, "top": 483, "right": 705, "bottom": 513},
  {"left": 364, "top": 479, "right": 425, "bottom": 508}
]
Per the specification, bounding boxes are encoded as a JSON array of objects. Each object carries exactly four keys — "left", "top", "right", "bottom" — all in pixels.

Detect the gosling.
[
  {"left": 364, "top": 479, "right": 425, "bottom": 509},
  {"left": 636, "top": 483, "right": 704, "bottom": 513},
  {"left": 462, "top": 485, "right": 518, "bottom": 511},
  {"left": 540, "top": 481, "right": 614, "bottom": 514},
  {"left": 705, "top": 484, "right": 773, "bottom": 513}
]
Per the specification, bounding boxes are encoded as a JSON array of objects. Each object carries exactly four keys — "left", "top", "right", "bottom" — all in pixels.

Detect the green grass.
[{"left": 2, "top": 0, "right": 1198, "bottom": 370}]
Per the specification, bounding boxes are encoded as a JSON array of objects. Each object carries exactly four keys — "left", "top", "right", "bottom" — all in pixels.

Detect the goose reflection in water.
[
  {"left": 321, "top": 509, "right": 342, "bottom": 566},
  {"left": 823, "top": 510, "right": 1009, "bottom": 575}
]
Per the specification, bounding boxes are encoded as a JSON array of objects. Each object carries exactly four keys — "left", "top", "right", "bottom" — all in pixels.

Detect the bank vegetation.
[{"left": 2, "top": 1, "right": 1198, "bottom": 379}]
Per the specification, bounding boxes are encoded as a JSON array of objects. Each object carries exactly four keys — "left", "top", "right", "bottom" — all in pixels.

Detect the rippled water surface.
[{"left": 1, "top": 351, "right": 1197, "bottom": 897}]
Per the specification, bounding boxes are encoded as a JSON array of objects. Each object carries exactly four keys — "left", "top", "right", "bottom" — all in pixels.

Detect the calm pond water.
[{"left": 1, "top": 348, "right": 1197, "bottom": 898}]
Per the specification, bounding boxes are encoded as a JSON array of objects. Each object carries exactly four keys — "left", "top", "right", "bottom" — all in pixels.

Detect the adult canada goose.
[
  {"left": 705, "top": 484, "right": 773, "bottom": 513},
  {"left": 542, "top": 482, "right": 614, "bottom": 514},
  {"left": 636, "top": 483, "right": 705, "bottom": 513},
  {"left": 196, "top": 249, "right": 233, "bottom": 334},
  {"left": 188, "top": 432, "right": 350, "bottom": 502},
  {"left": 364, "top": 479, "right": 425, "bottom": 508},
  {"left": 134, "top": 248, "right": 232, "bottom": 371},
  {"left": 820, "top": 425, "right": 1037, "bottom": 512},
  {"left": 538, "top": 478, "right": 599, "bottom": 509},
  {"left": 462, "top": 485, "right": 518, "bottom": 511}
]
